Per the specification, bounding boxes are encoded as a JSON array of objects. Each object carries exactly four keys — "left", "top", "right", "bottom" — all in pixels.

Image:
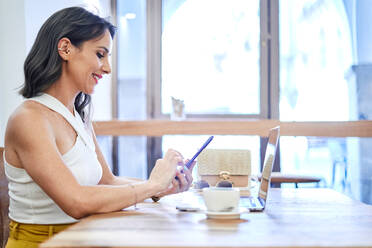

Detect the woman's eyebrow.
[{"left": 98, "top": 46, "right": 109, "bottom": 53}]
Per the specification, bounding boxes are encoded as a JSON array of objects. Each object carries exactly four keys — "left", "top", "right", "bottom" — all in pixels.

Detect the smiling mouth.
[{"left": 92, "top": 73, "right": 102, "bottom": 83}]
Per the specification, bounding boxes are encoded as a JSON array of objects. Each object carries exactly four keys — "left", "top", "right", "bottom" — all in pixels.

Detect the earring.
[{"left": 58, "top": 48, "right": 70, "bottom": 54}]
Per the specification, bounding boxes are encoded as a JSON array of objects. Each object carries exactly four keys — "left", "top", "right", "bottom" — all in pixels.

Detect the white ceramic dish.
[{"left": 204, "top": 208, "right": 248, "bottom": 219}]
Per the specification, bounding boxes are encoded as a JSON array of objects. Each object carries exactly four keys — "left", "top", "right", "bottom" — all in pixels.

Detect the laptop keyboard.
[{"left": 240, "top": 197, "right": 264, "bottom": 211}]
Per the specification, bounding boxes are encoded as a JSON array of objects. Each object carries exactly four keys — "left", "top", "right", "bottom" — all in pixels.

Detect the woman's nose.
[{"left": 102, "top": 58, "right": 112, "bottom": 74}]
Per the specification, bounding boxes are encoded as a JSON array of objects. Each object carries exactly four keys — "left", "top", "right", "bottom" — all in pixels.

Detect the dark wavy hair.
[{"left": 20, "top": 7, "right": 116, "bottom": 122}]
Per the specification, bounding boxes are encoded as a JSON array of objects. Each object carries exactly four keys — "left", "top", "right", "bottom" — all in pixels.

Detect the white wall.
[
  {"left": 0, "top": 0, "right": 113, "bottom": 146},
  {"left": 0, "top": 0, "right": 27, "bottom": 147}
]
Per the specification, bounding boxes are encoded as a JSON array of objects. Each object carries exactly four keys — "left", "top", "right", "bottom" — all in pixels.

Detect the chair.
[
  {"left": 328, "top": 140, "right": 348, "bottom": 191},
  {"left": 0, "top": 147, "right": 9, "bottom": 248}
]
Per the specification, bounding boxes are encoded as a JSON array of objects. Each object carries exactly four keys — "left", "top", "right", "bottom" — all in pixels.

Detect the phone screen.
[{"left": 184, "top": 136, "right": 214, "bottom": 169}]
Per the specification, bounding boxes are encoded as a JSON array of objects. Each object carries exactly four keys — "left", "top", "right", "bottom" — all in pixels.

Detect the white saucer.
[{"left": 204, "top": 208, "right": 248, "bottom": 219}]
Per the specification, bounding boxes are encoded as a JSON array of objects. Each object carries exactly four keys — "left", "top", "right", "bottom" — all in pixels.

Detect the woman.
[{"left": 3, "top": 6, "right": 194, "bottom": 247}]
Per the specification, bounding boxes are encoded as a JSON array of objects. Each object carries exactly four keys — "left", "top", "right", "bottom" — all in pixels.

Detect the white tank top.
[{"left": 4, "top": 93, "right": 103, "bottom": 224}]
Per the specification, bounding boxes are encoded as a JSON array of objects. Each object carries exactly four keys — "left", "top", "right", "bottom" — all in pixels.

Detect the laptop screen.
[{"left": 258, "top": 126, "right": 280, "bottom": 202}]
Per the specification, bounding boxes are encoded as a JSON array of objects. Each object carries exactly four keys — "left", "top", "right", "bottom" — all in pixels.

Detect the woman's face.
[{"left": 65, "top": 29, "right": 113, "bottom": 95}]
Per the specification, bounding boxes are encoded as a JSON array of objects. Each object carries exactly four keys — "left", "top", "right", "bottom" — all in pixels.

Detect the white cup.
[{"left": 202, "top": 187, "right": 240, "bottom": 212}]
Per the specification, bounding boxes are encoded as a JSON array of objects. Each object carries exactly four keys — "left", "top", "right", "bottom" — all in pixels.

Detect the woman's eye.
[{"left": 96, "top": 53, "right": 104, "bottom": 59}]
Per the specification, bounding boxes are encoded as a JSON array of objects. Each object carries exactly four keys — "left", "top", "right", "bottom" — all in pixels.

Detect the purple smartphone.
[{"left": 184, "top": 136, "right": 214, "bottom": 169}]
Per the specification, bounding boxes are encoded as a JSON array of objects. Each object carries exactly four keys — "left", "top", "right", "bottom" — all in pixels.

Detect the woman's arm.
[
  {"left": 91, "top": 127, "right": 195, "bottom": 197},
  {"left": 90, "top": 126, "right": 144, "bottom": 185},
  {"left": 7, "top": 111, "right": 181, "bottom": 219}
]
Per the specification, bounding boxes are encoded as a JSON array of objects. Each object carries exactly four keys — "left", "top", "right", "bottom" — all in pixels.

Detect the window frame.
[{"left": 146, "top": 0, "right": 279, "bottom": 120}]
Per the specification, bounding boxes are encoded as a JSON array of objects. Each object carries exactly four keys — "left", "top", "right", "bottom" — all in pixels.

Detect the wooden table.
[{"left": 41, "top": 188, "right": 372, "bottom": 248}]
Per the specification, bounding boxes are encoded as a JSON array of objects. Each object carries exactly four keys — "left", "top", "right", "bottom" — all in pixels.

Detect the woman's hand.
[
  {"left": 155, "top": 159, "right": 196, "bottom": 197},
  {"left": 178, "top": 159, "right": 196, "bottom": 192},
  {"left": 148, "top": 149, "right": 184, "bottom": 192}
]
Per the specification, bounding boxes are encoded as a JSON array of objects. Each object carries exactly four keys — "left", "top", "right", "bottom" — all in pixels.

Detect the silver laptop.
[
  {"left": 176, "top": 126, "right": 280, "bottom": 212},
  {"left": 240, "top": 126, "right": 280, "bottom": 212}
]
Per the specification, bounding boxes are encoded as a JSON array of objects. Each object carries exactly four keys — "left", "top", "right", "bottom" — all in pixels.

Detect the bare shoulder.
[
  {"left": 6, "top": 101, "right": 54, "bottom": 147},
  {"left": 8, "top": 100, "right": 52, "bottom": 129}
]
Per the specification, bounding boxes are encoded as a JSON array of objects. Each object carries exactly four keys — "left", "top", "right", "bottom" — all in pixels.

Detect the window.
[
  {"left": 279, "top": 0, "right": 354, "bottom": 191},
  {"left": 116, "top": 0, "right": 278, "bottom": 178},
  {"left": 158, "top": 0, "right": 265, "bottom": 176},
  {"left": 114, "top": 0, "right": 372, "bottom": 204},
  {"left": 161, "top": 0, "right": 261, "bottom": 116},
  {"left": 115, "top": 0, "right": 147, "bottom": 178}
]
